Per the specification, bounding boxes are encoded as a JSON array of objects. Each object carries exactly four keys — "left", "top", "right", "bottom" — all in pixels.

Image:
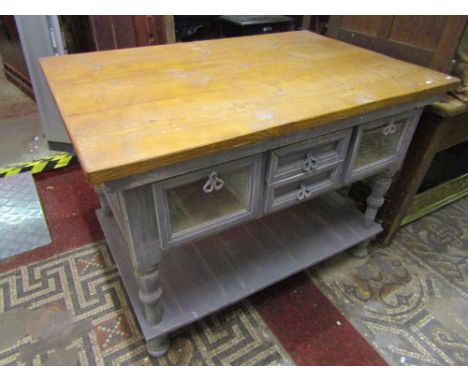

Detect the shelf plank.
[{"left": 97, "top": 191, "right": 381, "bottom": 340}]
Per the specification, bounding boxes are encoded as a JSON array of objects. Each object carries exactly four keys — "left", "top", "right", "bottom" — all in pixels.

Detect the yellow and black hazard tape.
[{"left": 0, "top": 152, "right": 77, "bottom": 178}]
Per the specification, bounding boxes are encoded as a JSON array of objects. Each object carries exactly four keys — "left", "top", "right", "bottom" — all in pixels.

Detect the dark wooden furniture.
[
  {"left": 327, "top": 16, "right": 467, "bottom": 72},
  {"left": 0, "top": 16, "right": 33, "bottom": 97},
  {"left": 378, "top": 102, "right": 468, "bottom": 245},
  {"left": 60, "top": 16, "right": 175, "bottom": 54},
  {"left": 327, "top": 16, "right": 468, "bottom": 244},
  {"left": 174, "top": 16, "right": 302, "bottom": 43},
  {"left": 303, "top": 16, "right": 329, "bottom": 35},
  {"left": 219, "top": 16, "right": 295, "bottom": 37},
  {"left": 0, "top": 16, "right": 175, "bottom": 98}
]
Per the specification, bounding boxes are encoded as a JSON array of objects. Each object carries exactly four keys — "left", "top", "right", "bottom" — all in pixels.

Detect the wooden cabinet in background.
[
  {"left": 328, "top": 16, "right": 468, "bottom": 245},
  {"left": 327, "top": 16, "right": 467, "bottom": 73},
  {"left": 0, "top": 16, "right": 34, "bottom": 97},
  {"left": 0, "top": 16, "right": 175, "bottom": 97},
  {"left": 60, "top": 16, "right": 175, "bottom": 54}
]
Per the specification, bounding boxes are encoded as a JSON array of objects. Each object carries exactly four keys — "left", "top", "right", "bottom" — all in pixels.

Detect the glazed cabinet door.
[
  {"left": 344, "top": 109, "right": 421, "bottom": 182},
  {"left": 153, "top": 154, "right": 263, "bottom": 249}
]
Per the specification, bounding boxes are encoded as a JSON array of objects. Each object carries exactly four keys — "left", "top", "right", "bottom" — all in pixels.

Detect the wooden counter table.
[{"left": 40, "top": 31, "right": 458, "bottom": 357}]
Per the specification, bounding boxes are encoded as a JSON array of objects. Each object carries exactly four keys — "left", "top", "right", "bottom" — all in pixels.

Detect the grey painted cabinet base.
[
  {"left": 96, "top": 103, "right": 433, "bottom": 357},
  {"left": 97, "top": 191, "right": 381, "bottom": 348}
]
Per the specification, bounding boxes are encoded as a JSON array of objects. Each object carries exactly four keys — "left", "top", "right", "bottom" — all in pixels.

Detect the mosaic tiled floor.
[
  {"left": 0, "top": 165, "right": 386, "bottom": 366},
  {"left": 0, "top": 242, "right": 292, "bottom": 365},
  {"left": 309, "top": 196, "right": 468, "bottom": 365}
]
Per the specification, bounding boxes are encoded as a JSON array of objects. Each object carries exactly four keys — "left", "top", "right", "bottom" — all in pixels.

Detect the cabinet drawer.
[
  {"left": 267, "top": 130, "right": 351, "bottom": 184},
  {"left": 264, "top": 163, "right": 342, "bottom": 213},
  {"left": 345, "top": 110, "right": 419, "bottom": 181},
  {"left": 153, "top": 155, "right": 263, "bottom": 249}
]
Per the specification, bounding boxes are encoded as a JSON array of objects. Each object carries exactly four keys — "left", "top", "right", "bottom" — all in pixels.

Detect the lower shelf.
[{"left": 97, "top": 191, "right": 381, "bottom": 341}]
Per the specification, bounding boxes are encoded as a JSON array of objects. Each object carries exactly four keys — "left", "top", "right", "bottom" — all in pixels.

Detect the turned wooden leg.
[
  {"left": 136, "top": 264, "right": 164, "bottom": 325},
  {"left": 95, "top": 186, "right": 113, "bottom": 217},
  {"left": 352, "top": 169, "right": 395, "bottom": 258},
  {"left": 117, "top": 185, "right": 169, "bottom": 356},
  {"left": 138, "top": 265, "right": 167, "bottom": 357},
  {"left": 363, "top": 169, "right": 395, "bottom": 228},
  {"left": 135, "top": 257, "right": 168, "bottom": 358},
  {"left": 351, "top": 240, "right": 370, "bottom": 258}
]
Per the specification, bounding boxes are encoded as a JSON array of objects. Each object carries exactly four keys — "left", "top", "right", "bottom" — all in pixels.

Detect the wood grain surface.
[{"left": 40, "top": 31, "right": 459, "bottom": 185}]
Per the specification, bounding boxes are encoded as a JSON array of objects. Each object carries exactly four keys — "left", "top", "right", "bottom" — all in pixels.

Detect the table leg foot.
[
  {"left": 351, "top": 240, "right": 369, "bottom": 258},
  {"left": 146, "top": 336, "right": 170, "bottom": 357}
]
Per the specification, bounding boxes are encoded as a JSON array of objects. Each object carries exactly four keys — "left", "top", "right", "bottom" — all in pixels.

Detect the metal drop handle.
[
  {"left": 297, "top": 184, "right": 313, "bottom": 200},
  {"left": 383, "top": 122, "right": 397, "bottom": 136},
  {"left": 302, "top": 153, "right": 318, "bottom": 172},
  {"left": 202, "top": 172, "right": 224, "bottom": 193}
]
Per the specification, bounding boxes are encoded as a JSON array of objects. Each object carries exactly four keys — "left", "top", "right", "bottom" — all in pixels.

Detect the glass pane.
[
  {"left": 167, "top": 167, "right": 250, "bottom": 234},
  {"left": 353, "top": 121, "right": 405, "bottom": 169}
]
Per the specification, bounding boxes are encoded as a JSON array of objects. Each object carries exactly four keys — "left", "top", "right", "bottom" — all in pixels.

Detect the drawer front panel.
[
  {"left": 264, "top": 164, "right": 342, "bottom": 213},
  {"left": 345, "top": 109, "right": 420, "bottom": 181},
  {"left": 267, "top": 129, "right": 351, "bottom": 184},
  {"left": 154, "top": 154, "right": 263, "bottom": 249}
]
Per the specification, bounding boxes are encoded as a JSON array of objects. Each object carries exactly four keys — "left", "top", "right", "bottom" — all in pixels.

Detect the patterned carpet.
[
  {"left": 0, "top": 165, "right": 387, "bottom": 366},
  {"left": 0, "top": 242, "right": 292, "bottom": 365},
  {"left": 309, "top": 196, "right": 468, "bottom": 365}
]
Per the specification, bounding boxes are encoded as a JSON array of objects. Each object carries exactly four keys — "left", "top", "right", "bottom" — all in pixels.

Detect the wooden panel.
[
  {"left": 90, "top": 15, "right": 172, "bottom": 50},
  {"left": 163, "top": 16, "right": 176, "bottom": 44},
  {"left": 112, "top": 16, "right": 138, "bottom": 49},
  {"left": 89, "top": 16, "right": 115, "bottom": 50},
  {"left": 0, "top": 16, "right": 33, "bottom": 97},
  {"left": 389, "top": 16, "right": 445, "bottom": 50},
  {"left": 89, "top": 15, "right": 138, "bottom": 51},
  {"left": 133, "top": 16, "right": 169, "bottom": 46},
  {"left": 336, "top": 29, "right": 435, "bottom": 68},
  {"left": 40, "top": 31, "right": 458, "bottom": 185},
  {"left": 97, "top": 191, "right": 382, "bottom": 340},
  {"left": 304, "top": 16, "right": 327, "bottom": 34},
  {"left": 431, "top": 16, "right": 468, "bottom": 72},
  {"left": 341, "top": 16, "right": 387, "bottom": 36},
  {"left": 0, "top": 16, "right": 30, "bottom": 80},
  {"left": 328, "top": 16, "right": 467, "bottom": 73}
]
